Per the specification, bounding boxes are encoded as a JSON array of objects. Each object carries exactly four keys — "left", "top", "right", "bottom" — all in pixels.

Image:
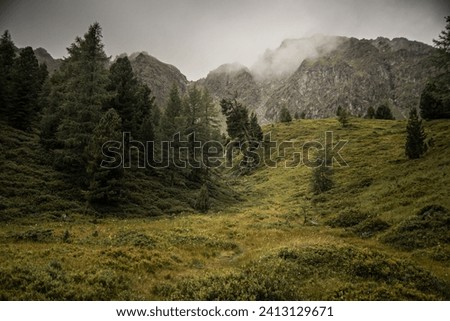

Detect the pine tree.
[
  {"left": 311, "top": 148, "right": 333, "bottom": 194},
  {"left": 107, "top": 56, "right": 139, "bottom": 133},
  {"left": 365, "top": 106, "right": 375, "bottom": 119},
  {"left": 337, "top": 106, "right": 350, "bottom": 127},
  {"left": 419, "top": 17, "right": 450, "bottom": 120},
  {"left": 0, "top": 30, "right": 16, "bottom": 118},
  {"left": 161, "top": 84, "right": 183, "bottom": 139},
  {"left": 405, "top": 108, "right": 427, "bottom": 159},
  {"left": 294, "top": 111, "right": 300, "bottom": 120},
  {"left": 249, "top": 112, "right": 263, "bottom": 141},
  {"left": 9, "top": 47, "right": 42, "bottom": 130},
  {"left": 220, "top": 98, "right": 249, "bottom": 142},
  {"left": 195, "top": 183, "right": 209, "bottom": 213},
  {"left": 375, "top": 104, "right": 394, "bottom": 120},
  {"left": 54, "top": 23, "right": 110, "bottom": 177},
  {"left": 300, "top": 111, "right": 306, "bottom": 119},
  {"left": 135, "top": 84, "right": 156, "bottom": 141},
  {"left": 86, "top": 108, "right": 124, "bottom": 204},
  {"left": 200, "top": 89, "right": 220, "bottom": 141},
  {"left": 279, "top": 106, "right": 292, "bottom": 123}
]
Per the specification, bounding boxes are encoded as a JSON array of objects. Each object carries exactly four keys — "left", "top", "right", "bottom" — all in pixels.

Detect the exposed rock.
[{"left": 129, "top": 52, "right": 188, "bottom": 108}]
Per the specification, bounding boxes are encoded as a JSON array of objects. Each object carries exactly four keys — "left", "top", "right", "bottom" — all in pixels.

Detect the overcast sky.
[{"left": 0, "top": 0, "right": 448, "bottom": 80}]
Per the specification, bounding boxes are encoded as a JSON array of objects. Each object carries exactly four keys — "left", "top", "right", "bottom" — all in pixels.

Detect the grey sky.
[{"left": 0, "top": 0, "right": 448, "bottom": 80}]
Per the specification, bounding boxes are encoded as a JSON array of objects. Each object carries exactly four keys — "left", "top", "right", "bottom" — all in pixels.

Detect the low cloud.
[{"left": 251, "top": 34, "right": 343, "bottom": 80}]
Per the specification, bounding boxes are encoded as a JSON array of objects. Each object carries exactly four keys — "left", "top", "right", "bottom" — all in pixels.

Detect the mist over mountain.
[
  {"left": 198, "top": 35, "right": 435, "bottom": 122},
  {"left": 251, "top": 34, "right": 344, "bottom": 80}
]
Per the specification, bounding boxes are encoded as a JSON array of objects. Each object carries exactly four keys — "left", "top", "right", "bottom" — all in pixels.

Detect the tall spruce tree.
[
  {"left": 0, "top": 30, "right": 16, "bottom": 118},
  {"left": 279, "top": 106, "right": 292, "bottom": 123},
  {"left": 311, "top": 148, "right": 333, "bottom": 194},
  {"left": 161, "top": 84, "right": 183, "bottom": 139},
  {"left": 420, "top": 16, "right": 450, "bottom": 120},
  {"left": 195, "top": 183, "right": 210, "bottom": 213},
  {"left": 405, "top": 108, "right": 427, "bottom": 159},
  {"left": 365, "top": 106, "right": 375, "bottom": 119},
  {"left": 54, "top": 23, "right": 110, "bottom": 178},
  {"left": 9, "top": 47, "right": 42, "bottom": 130},
  {"left": 86, "top": 108, "right": 124, "bottom": 204},
  {"left": 337, "top": 106, "right": 350, "bottom": 127},
  {"left": 220, "top": 98, "right": 249, "bottom": 142},
  {"left": 107, "top": 56, "right": 139, "bottom": 133}
]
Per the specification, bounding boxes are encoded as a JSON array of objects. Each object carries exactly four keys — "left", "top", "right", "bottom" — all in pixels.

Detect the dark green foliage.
[
  {"left": 248, "top": 112, "right": 263, "bottom": 141},
  {"left": 419, "top": 79, "right": 450, "bottom": 119},
  {"left": 160, "top": 84, "right": 183, "bottom": 139},
  {"left": 311, "top": 149, "right": 333, "bottom": 194},
  {"left": 365, "top": 106, "right": 375, "bottom": 119},
  {"left": 52, "top": 23, "right": 110, "bottom": 177},
  {"left": 294, "top": 111, "right": 300, "bottom": 120},
  {"left": 336, "top": 106, "right": 350, "bottom": 127},
  {"left": 420, "top": 17, "right": 450, "bottom": 119},
  {"left": 432, "top": 16, "right": 450, "bottom": 73},
  {"left": 0, "top": 30, "right": 15, "bottom": 117},
  {"left": 279, "top": 106, "right": 292, "bottom": 123},
  {"left": 220, "top": 98, "right": 250, "bottom": 142},
  {"left": 106, "top": 56, "right": 139, "bottom": 133},
  {"left": 85, "top": 108, "right": 124, "bottom": 204},
  {"left": 375, "top": 104, "right": 394, "bottom": 120},
  {"left": 300, "top": 111, "right": 306, "bottom": 119},
  {"left": 405, "top": 108, "right": 427, "bottom": 159},
  {"left": 195, "top": 183, "right": 209, "bottom": 213},
  {"left": 383, "top": 205, "right": 450, "bottom": 250},
  {"left": 8, "top": 47, "right": 42, "bottom": 130}
]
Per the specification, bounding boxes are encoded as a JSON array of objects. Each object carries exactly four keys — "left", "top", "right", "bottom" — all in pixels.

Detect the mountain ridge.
[{"left": 28, "top": 35, "right": 435, "bottom": 120}]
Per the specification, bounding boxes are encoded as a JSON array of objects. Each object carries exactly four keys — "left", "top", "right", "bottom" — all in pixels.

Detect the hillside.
[
  {"left": 1, "top": 117, "right": 449, "bottom": 300},
  {"left": 0, "top": 121, "right": 236, "bottom": 222}
]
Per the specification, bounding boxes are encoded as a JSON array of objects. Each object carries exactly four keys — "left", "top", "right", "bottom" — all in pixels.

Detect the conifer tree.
[
  {"left": 337, "top": 106, "right": 350, "bottom": 127},
  {"left": 220, "top": 98, "right": 249, "bottom": 142},
  {"left": 53, "top": 23, "right": 110, "bottom": 177},
  {"left": 375, "top": 104, "right": 394, "bottom": 120},
  {"left": 86, "top": 108, "right": 124, "bottom": 204},
  {"left": 365, "top": 106, "right": 375, "bottom": 119},
  {"left": 9, "top": 47, "right": 42, "bottom": 130},
  {"left": 311, "top": 148, "right": 333, "bottom": 194},
  {"left": 405, "top": 108, "right": 427, "bottom": 159},
  {"left": 419, "top": 17, "right": 450, "bottom": 120},
  {"left": 279, "top": 106, "right": 292, "bottom": 123},
  {"left": 161, "top": 84, "right": 183, "bottom": 139},
  {"left": 0, "top": 30, "right": 16, "bottom": 118},
  {"left": 107, "top": 56, "right": 139, "bottom": 133},
  {"left": 249, "top": 112, "right": 263, "bottom": 142},
  {"left": 195, "top": 183, "right": 210, "bottom": 213}
]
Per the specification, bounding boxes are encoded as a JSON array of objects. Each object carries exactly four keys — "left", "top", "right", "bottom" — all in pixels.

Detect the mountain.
[
  {"left": 33, "top": 47, "right": 62, "bottom": 74},
  {"left": 128, "top": 52, "right": 189, "bottom": 107},
  {"left": 198, "top": 35, "right": 435, "bottom": 122},
  {"left": 196, "top": 63, "right": 262, "bottom": 113}
]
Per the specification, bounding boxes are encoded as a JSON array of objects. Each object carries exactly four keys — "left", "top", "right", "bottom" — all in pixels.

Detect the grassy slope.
[{"left": 0, "top": 118, "right": 449, "bottom": 300}]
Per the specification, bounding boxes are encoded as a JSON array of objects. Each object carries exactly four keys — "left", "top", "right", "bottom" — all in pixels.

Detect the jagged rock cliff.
[
  {"left": 128, "top": 52, "right": 188, "bottom": 107},
  {"left": 199, "top": 36, "right": 435, "bottom": 122}
]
